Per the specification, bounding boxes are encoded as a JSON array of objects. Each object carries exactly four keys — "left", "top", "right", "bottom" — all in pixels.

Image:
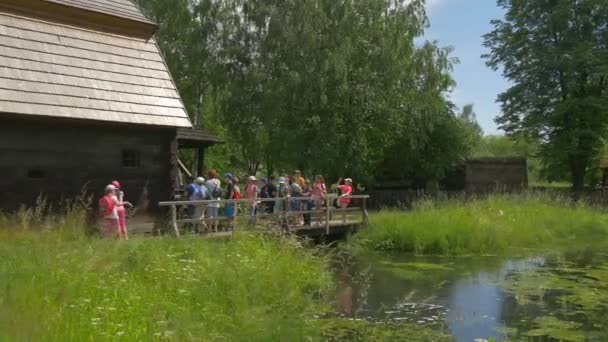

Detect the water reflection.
[
  {"left": 447, "top": 258, "right": 544, "bottom": 341},
  {"left": 341, "top": 247, "right": 608, "bottom": 341}
]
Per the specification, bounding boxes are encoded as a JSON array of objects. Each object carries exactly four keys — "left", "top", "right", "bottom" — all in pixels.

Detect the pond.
[{"left": 336, "top": 244, "right": 608, "bottom": 341}]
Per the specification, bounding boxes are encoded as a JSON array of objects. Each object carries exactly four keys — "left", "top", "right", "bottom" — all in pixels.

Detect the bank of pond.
[{"left": 1, "top": 195, "right": 607, "bottom": 341}]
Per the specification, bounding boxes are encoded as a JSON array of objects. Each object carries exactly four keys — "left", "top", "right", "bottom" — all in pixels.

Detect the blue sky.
[{"left": 424, "top": 0, "right": 510, "bottom": 135}]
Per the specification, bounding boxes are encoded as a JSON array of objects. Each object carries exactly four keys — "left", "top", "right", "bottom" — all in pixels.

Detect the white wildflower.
[{"left": 116, "top": 331, "right": 124, "bottom": 336}]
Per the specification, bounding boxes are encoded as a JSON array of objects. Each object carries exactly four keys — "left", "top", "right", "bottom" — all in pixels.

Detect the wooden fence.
[{"left": 158, "top": 195, "right": 370, "bottom": 238}]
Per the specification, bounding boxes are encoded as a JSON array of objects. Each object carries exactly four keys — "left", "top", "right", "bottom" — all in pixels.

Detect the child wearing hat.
[
  {"left": 337, "top": 178, "right": 353, "bottom": 224},
  {"left": 111, "top": 181, "right": 132, "bottom": 240}
]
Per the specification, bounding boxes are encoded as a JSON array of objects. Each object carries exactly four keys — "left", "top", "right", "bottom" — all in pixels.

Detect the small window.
[
  {"left": 122, "top": 150, "right": 141, "bottom": 168},
  {"left": 28, "top": 169, "right": 46, "bottom": 179}
]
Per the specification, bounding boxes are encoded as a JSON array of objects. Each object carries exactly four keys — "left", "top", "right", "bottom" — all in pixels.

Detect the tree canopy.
[
  {"left": 484, "top": 0, "right": 608, "bottom": 189},
  {"left": 136, "top": 0, "right": 479, "bottom": 186}
]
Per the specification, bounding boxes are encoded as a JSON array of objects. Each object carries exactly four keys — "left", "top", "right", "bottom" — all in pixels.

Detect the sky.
[{"left": 424, "top": 0, "right": 510, "bottom": 135}]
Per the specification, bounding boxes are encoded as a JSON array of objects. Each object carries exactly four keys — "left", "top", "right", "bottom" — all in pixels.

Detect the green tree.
[
  {"left": 459, "top": 104, "right": 483, "bottom": 138},
  {"left": 484, "top": 0, "right": 608, "bottom": 190},
  {"left": 135, "top": 0, "right": 473, "bottom": 185}
]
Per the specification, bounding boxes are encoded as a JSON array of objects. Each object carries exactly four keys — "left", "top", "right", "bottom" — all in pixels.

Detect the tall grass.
[
  {"left": 351, "top": 194, "right": 608, "bottom": 255},
  {"left": 0, "top": 233, "right": 333, "bottom": 341},
  {"left": 0, "top": 192, "right": 91, "bottom": 239}
]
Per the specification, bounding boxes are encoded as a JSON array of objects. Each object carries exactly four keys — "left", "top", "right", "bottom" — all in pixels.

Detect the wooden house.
[{"left": 0, "top": 0, "right": 219, "bottom": 214}]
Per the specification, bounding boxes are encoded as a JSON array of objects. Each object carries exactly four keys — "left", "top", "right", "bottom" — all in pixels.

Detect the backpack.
[
  {"left": 233, "top": 185, "right": 241, "bottom": 200},
  {"left": 212, "top": 185, "right": 223, "bottom": 198},
  {"left": 278, "top": 183, "right": 289, "bottom": 197},
  {"left": 98, "top": 195, "right": 115, "bottom": 216}
]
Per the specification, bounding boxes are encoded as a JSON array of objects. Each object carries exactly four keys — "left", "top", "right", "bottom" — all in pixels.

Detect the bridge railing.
[{"left": 158, "top": 195, "right": 370, "bottom": 238}]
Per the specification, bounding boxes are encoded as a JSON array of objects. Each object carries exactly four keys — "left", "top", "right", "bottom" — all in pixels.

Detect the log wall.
[{"left": 0, "top": 116, "right": 176, "bottom": 213}]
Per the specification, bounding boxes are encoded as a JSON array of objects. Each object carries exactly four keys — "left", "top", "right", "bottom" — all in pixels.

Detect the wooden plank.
[
  {"left": 177, "top": 159, "right": 191, "bottom": 179},
  {"left": 0, "top": 100, "right": 192, "bottom": 127},
  {"left": 0, "top": 29, "right": 163, "bottom": 63},
  {"left": 0, "top": 68, "right": 180, "bottom": 99},
  {"left": 0, "top": 89, "right": 187, "bottom": 118},
  {"left": 0, "top": 36, "right": 165, "bottom": 71},
  {"left": 171, "top": 205, "right": 180, "bottom": 238},
  {"left": 362, "top": 197, "right": 370, "bottom": 226},
  {"left": 0, "top": 45, "right": 169, "bottom": 80},
  {"left": 158, "top": 196, "right": 370, "bottom": 206},
  {"left": 48, "top": 0, "right": 149, "bottom": 22},
  {"left": 0, "top": 0, "right": 157, "bottom": 39},
  {"left": 0, "top": 56, "right": 173, "bottom": 88},
  {"left": 325, "top": 198, "right": 330, "bottom": 235},
  {"left": 0, "top": 14, "right": 160, "bottom": 52},
  {"left": 0, "top": 78, "right": 183, "bottom": 108}
]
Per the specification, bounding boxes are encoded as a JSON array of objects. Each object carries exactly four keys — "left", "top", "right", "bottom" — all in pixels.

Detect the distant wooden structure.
[
  {"left": 0, "top": 0, "right": 220, "bottom": 213},
  {"left": 464, "top": 157, "right": 528, "bottom": 192},
  {"left": 366, "top": 157, "right": 529, "bottom": 208},
  {"left": 158, "top": 195, "right": 371, "bottom": 239}
]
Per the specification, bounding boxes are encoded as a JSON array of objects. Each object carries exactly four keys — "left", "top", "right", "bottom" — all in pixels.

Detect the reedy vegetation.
[
  {"left": 0, "top": 207, "right": 447, "bottom": 341},
  {"left": 0, "top": 232, "right": 331, "bottom": 341},
  {"left": 351, "top": 194, "right": 608, "bottom": 255}
]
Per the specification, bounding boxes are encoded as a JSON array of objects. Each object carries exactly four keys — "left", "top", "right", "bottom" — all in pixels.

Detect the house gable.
[{"left": 0, "top": 1, "right": 192, "bottom": 128}]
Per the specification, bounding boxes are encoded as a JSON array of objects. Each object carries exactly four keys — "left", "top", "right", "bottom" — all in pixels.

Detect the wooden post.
[
  {"left": 325, "top": 197, "right": 330, "bottom": 235},
  {"left": 285, "top": 197, "right": 290, "bottom": 232},
  {"left": 232, "top": 201, "right": 238, "bottom": 238},
  {"left": 196, "top": 146, "right": 205, "bottom": 177},
  {"left": 362, "top": 197, "right": 370, "bottom": 226},
  {"left": 171, "top": 205, "right": 180, "bottom": 238}
]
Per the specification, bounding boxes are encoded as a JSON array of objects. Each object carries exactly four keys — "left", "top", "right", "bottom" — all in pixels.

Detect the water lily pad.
[
  {"left": 526, "top": 316, "right": 585, "bottom": 341},
  {"left": 379, "top": 261, "right": 453, "bottom": 271}
]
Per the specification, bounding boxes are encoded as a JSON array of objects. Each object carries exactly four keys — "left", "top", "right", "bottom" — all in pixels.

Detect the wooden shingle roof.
[
  {"left": 0, "top": 11, "right": 192, "bottom": 127},
  {"left": 45, "top": 0, "right": 154, "bottom": 26},
  {"left": 177, "top": 128, "right": 224, "bottom": 147}
]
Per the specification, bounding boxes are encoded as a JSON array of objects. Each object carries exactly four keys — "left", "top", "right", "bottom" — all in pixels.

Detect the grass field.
[
  {"left": 351, "top": 194, "right": 608, "bottom": 255},
  {"left": 0, "top": 223, "right": 448, "bottom": 341},
  {"left": 0, "top": 232, "right": 334, "bottom": 341}
]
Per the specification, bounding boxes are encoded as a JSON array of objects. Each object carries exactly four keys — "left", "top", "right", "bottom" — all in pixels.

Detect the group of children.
[
  {"left": 99, "top": 181, "right": 132, "bottom": 239},
  {"left": 96, "top": 171, "right": 353, "bottom": 237},
  {"left": 184, "top": 169, "right": 354, "bottom": 230}
]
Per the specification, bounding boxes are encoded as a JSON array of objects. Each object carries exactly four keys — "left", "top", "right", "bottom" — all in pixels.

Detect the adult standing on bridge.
[
  {"left": 302, "top": 179, "right": 314, "bottom": 226},
  {"left": 184, "top": 177, "right": 208, "bottom": 232},
  {"left": 204, "top": 169, "right": 222, "bottom": 232},
  {"left": 260, "top": 177, "right": 277, "bottom": 214},
  {"left": 312, "top": 175, "right": 327, "bottom": 226},
  {"left": 294, "top": 170, "right": 306, "bottom": 189},
  {"left": 224, "top": 174, "right": 240, "bottom": 229}
]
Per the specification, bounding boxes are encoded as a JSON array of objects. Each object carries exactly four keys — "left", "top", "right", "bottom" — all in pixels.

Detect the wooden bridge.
[{"left": 158, "top": 195, "right": 370, "bottom": 239}]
